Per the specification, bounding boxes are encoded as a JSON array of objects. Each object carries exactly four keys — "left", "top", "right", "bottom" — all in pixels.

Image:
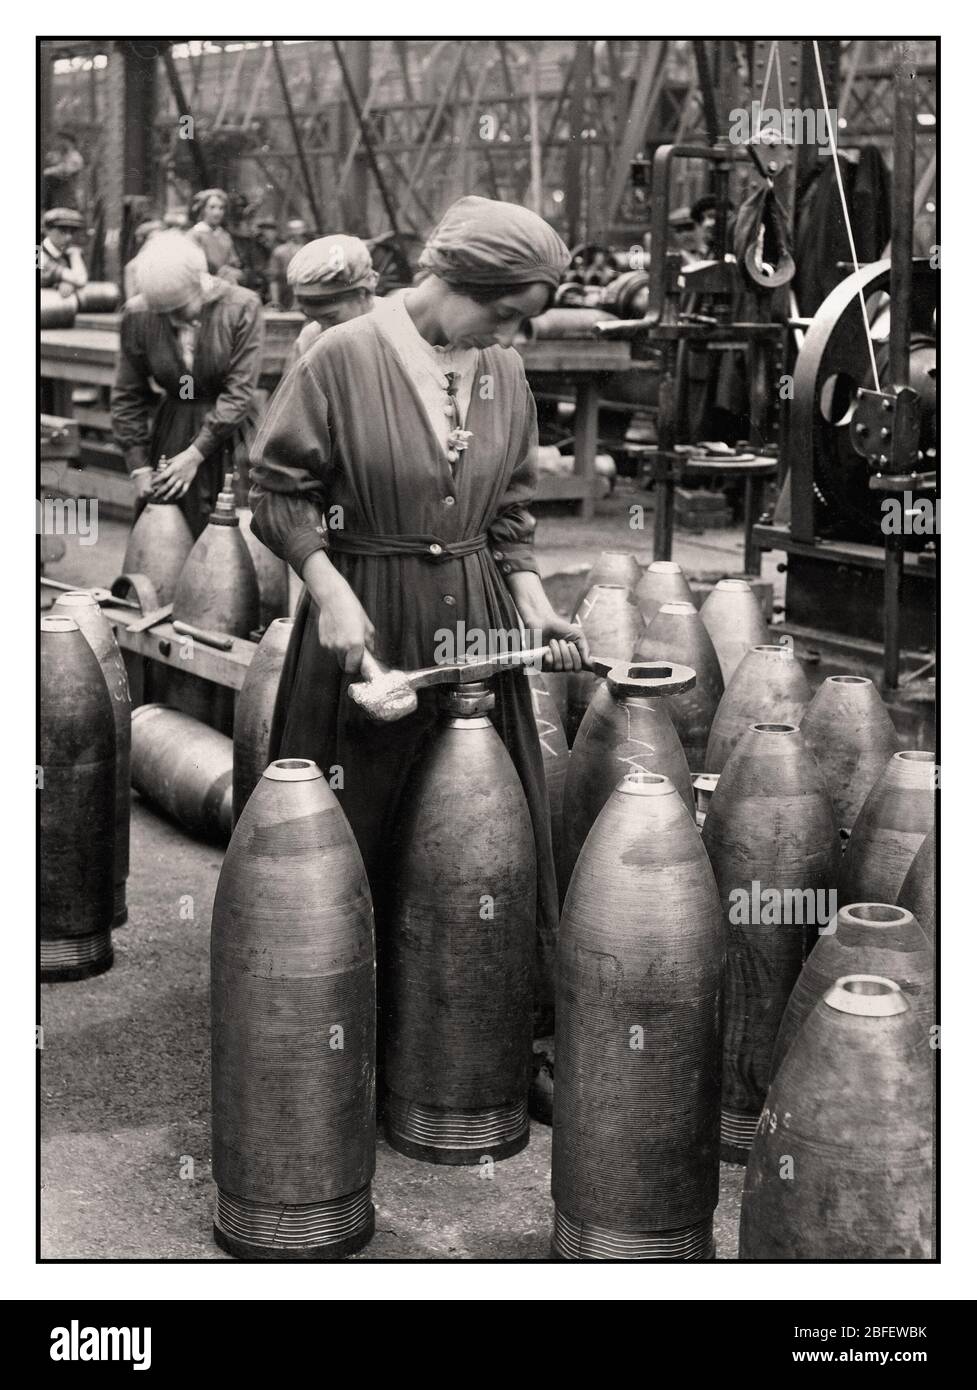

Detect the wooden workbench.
[{"left": 41, "top": 312, "right": 649, "bottom": 519}]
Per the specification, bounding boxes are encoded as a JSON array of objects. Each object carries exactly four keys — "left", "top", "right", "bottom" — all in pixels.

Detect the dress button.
[
  {"left": 502, "top": 563, "right": 513, "bottom": 574},
  {"left": 443, "top": 403, "right": 455, "bottom": 417},
  {"left": 447, "top": 449, "right": 459, "bottom": 463},
  {"left": 443, "top": 496, "right": 455, "bottom": 507},
  {"left": 492, "top": 550, "right": 503, "bottom": 561},
  {"left": 443, "top": 594, "right": 456, "bottom": 606},
  {"left": 429, "top": 543, "right": 443, "bottom": 556}
]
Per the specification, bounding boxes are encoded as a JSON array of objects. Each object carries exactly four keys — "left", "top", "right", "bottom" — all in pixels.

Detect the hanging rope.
[{"left": 812, "top": 39, "right": 881, "bottom": 390}]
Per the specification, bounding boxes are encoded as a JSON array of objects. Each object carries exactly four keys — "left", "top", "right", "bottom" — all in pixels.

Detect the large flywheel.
[{"left": 791, "top": 258, "right": 937, "bottom": 543}]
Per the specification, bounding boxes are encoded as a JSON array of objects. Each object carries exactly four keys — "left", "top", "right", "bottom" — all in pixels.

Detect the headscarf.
[
  {"left": 134, "top": 231, "right": 209, "bottom": 312},
  {"left": 287, "top": 234, "right": 378, "bottom": 299},
  {"left": 419, "top": 196, "right": 570, "bottom": 291}
]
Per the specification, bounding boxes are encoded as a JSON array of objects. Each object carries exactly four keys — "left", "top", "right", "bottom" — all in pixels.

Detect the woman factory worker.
[
  {"left": 187, "top": 187, "right": 242, "bottom": 282},
  {"left": 111, "top": 231, "right": 264, "bottom": 536},
  {"left": 249, "top": 196, "right": 585, "bottom": 1033},
  {"left": 284, "top": 233, "right": 378, "bottom": 368}
]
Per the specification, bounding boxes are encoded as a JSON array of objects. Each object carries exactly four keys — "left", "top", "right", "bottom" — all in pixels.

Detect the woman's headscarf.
[
  {"left": 287, "top": 234, "right": 378, "bottom": 299},
  {"left": 135, "top": 231, "right": 210, "bottom": 312},
  {"left": 419, "top": 196, "right": 570, "bottom": 292}
]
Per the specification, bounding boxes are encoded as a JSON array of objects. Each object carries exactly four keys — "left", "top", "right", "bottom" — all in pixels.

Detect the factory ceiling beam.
[
  {"left": 271, "top": 41, "right": 323, "bottom": 234},
  {"left": 161, "top": 44, "right": 211, "bottom": 187},
  {"left": 332, "top": 39, "right": 401, "bottom": 236},
  {"left": 604, "top": 41, "right": 668, "bottom": 231},
  {"left": 563, "top": 41, "right": 592, "bottom": 247}
]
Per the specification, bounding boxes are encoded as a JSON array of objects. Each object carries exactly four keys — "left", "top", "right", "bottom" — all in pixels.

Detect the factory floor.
[{"left": 41, "top": 482, "right": 763, "bottom": 1261}]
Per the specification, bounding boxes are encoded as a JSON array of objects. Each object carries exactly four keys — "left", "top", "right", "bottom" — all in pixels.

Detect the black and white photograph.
[{"left": 24, "top": 20, "right": 961, "bottom": 1326}]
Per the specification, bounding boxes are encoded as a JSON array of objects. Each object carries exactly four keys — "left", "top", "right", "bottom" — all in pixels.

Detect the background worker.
[
  {"left": 283, "top": 233, "right": 378, "bottom": 368},
  {"left": 39, "top": 208, "right": 89, "bottom": 296},
  {"left": 267, "top": 218, "right": 311, "bottom": 309}
]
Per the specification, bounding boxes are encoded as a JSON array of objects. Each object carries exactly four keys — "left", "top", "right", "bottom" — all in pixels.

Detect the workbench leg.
[
  {"left": 653, "top": 477, "right": 675, "bottom": 561},
  {"left": 883, "top": 539, "right": 903, "bottom": 690},
  {"left": 573, "top": 380, "right": 599, "bottom": 521},
  {"left": 743, "top": 474, "right": 761, "bottom": 575}
]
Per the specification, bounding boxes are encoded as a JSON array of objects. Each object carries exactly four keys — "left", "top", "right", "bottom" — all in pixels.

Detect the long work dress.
[
  {"left": 249, "top": 308, "right": 559, "bottom": 1032},
  {"left": 111, "top": 280, "right": 264, "bottom": 537}
]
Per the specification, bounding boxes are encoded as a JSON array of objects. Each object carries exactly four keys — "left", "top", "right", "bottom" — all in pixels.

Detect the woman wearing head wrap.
[
  {"left": 250, "top": 196, "right": 579, "bottom": 1045},
  {"left": 111, "top": 231, "right": 264, "bottom": 535},
  {"left": 187, "top": 188, "right": 242, "bottom": 283},
  {"left": 283, "top": 233, "right": 378, "bottom": 367}
]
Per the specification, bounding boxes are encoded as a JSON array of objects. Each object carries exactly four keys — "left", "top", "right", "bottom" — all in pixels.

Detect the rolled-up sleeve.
[
  {"left": 249, "top": 358, "right": 332, "bottom": 577},
  {"left": 193, "top": 294, "right": 264, "bottom": 460},
  {"left": 111, "top": 311, "right": 156, "bottom": 473},
  {"left": 488, "top": 384, "right": 541, "bottom": 577}
]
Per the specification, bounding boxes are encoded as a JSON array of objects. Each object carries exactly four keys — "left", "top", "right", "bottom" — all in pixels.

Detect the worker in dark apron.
[{"left": 110, "top": 231, "right": 264, "bottom": 537}]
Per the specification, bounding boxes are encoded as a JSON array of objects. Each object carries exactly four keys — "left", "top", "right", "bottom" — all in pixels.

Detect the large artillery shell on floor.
[
  {"left": 771, "top": 904, "right": 934, "bottom": 1079},
  {"left": 841, "top": 751, "right": 936, "bottom": 906},
  {"left": 898, "top": 830, "right": 936, "bottom": 942},
  {"left": 634, "top": 559, "right": 695, "bottom": 625},
  {"left": 800, "top": 675, "right": 900, "bottom": 834},
  {"left": 702, "top": 723, "right": 840, "bottom": 1163},
  {"left": 232, "top": 617, "right": 293, "bottom": 823},
  {"left": 528, "top": 670, "right": 570, "bottom": 901},
  {"left": 564, "top": 661, "right": 696, "bottom": 883},
  {"left": 237, "top": 507, "right": 290, "bottom": 628},
  {"left": 567, "top": 583, "right": 643, "bottom": 744},
  {"left": 52, "top": 592, "right": 131, "bottom": 927},
  {"left": 121, "top": 502, "right": 193, "bottom": 606},
  {"left": 40, "top": 616, "right": 116, "bottom": 981},
  {"left": 130, "top": 705, "right": 233, "bottom": 842},
  {"left": 699, "top": 578, "right": 770, "bottom": 685},
  {"left": 704, "top": 644, "right": 809, "bottom": 773},
  {"left": 574, "top": 550, "right": 641, "bottom": 613},
  {"left": 636, "top": 601, "right": 724, "bottom": 768},
  {"left": 211, "top": 758, "right": 376, "bottom": 1259},
  {"left": 385, "top": 683, "right": 536, "bottom": 1164},
  {"left": 740, "top": 975, "right": 933, "bottom": 1259},
  {"left": 552, "top": 772, "right": 724, "bottom": 1260}
]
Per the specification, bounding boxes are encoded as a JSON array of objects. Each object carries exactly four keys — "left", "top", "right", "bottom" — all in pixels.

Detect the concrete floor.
[{"left": 41, "top": 484, "right": 757, "bottom": 1260}]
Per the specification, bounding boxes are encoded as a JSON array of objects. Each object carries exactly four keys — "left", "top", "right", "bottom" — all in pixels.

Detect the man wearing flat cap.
[
  {"left": 39, "top": 208, "right": 89, "bottom": 297},
  {"left": 268, "top": 218, "right": 312, "bottom": 310},
  {"left": 283, "top": 234, "right": 378, "bottom": 368}
]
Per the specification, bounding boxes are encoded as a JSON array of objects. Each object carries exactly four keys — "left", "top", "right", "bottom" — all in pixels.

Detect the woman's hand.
[
  {"left": 505, "top": 570, "right": 590, "bottom": 671},
  {"left": 302, "top": 553, "right": 377, "bottom": 673},
  {"left": 535, "top": 614, "right": 590, "bottom": 672},
  {"left": 152, "top": 447, "right": 203, "bottom": 502}
]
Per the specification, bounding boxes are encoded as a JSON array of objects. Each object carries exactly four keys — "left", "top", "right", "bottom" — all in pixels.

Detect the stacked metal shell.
[
  {"left": 740, "top": 974, "right": 933, "bottom": 1259},
  {"left": 39, "top": 616, "right": 116, "bottom": 980},
  {"left": 51, "top": 591, "right": 131, "bottom": 927},
  {"left": 528, "top": 669, "right": 570, "bottom": 903},
  {"left": 800, "top": 675, "right": 900, "bottom": 836},
  {"left": 232, "top": 617, "right": 293, "bottom": 823},
  {"left": 841, "top": 750, "right": 936, "bottom": 905},
  {"left": 701, "top": 722, "right": 840, "bottom": 1163},
  {"left": 771, "top": 903, "right": 934, "bottom": 1077},
  {"left": 634, "top": 559, "right": 695, "bottom": 625},
  {"left": 563, "top": 660, "right": 695, "bottom": 884},
  {"left": 552, "top": 771, "right": 724, "bottom": 1260},
  {"left": 211, "top": 758, "right": 376, "bottom": 1259},
  {"left": 121, "top": 502, "right": 194, "bottom": 606},
  {"left": 698, "top": 578, "right": 769, "bottom": 685},
  {"left": 171, "top": 475, "right": 260, "bottom": 732},
  {"left": 898, "top": 831, "right": 936, "bottom": 942},
  {"left": 635, "top": 601, "right": 724, "bottom": 770},
  {"left": 705, "top": 643, "right": 809, "bottom": 773},
  {"left": 566, "top": 582, "right": 643, "bottom": 744},
  {"left": 384, "top": 682, "right": 536, "bottom": 1163}
]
